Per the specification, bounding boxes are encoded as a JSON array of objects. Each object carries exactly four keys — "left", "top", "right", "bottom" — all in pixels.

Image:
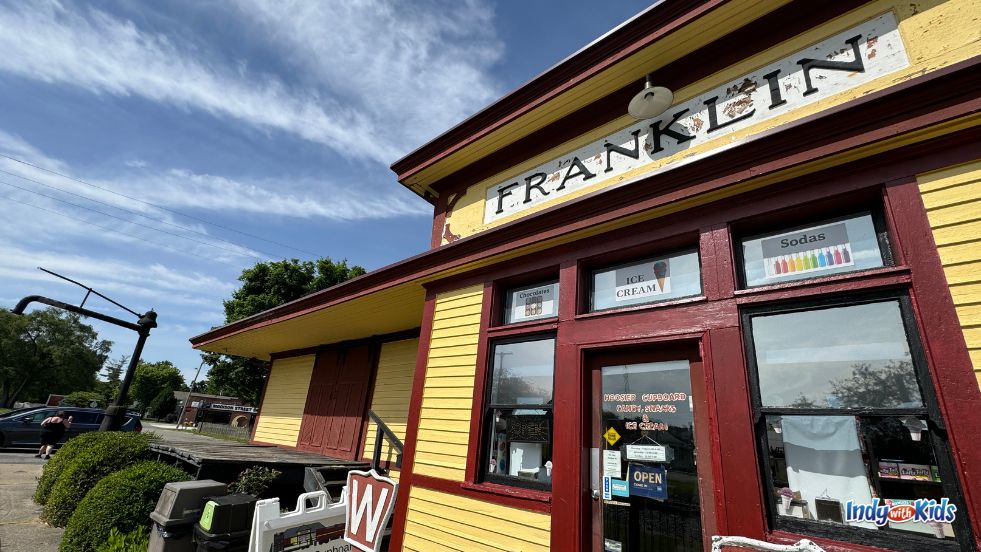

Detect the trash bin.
[
  {"left": 193, "top": 493, "right": 257, "bottom": 552},
  {"left": 149, "top": 480, "right": 227, "bottom": 552}
]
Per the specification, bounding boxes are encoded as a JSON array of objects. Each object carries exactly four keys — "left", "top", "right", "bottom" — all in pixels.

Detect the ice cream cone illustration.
[{"left": 653, "top": 261, "right": 669, "bottom": 292}]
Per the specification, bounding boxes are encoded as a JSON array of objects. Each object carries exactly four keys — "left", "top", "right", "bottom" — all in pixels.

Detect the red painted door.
[
  {"left": 297, "top": 345, "right": 373, "bottom": 459},
  {"left": 586, "top": 344, "right": 713, "bottom": 552}
]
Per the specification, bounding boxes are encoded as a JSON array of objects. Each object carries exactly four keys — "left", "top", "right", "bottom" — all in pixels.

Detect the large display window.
[{"left": 743, "top": 296, "right": 970, "bottom": 551}]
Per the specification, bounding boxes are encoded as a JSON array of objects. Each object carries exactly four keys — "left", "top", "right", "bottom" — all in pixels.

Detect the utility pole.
[
  {"left": 12, "top": 268, "right": 158, "bottom": 431},
  {"left": 176, "top": 359, "right": 207, "bottom": 429}
]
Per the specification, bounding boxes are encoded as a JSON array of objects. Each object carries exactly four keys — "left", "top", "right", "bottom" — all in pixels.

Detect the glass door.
[{"left": 588, "top": 347, "right": 707, "bottom": 552}]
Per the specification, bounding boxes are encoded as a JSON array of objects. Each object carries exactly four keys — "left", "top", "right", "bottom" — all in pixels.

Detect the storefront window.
[
  {"left": 746, "top": 299, "right": 965, "bottom": 550},
  {"left": 740, "top": 212, "right": 887, "bottom": 287},
  {"left": 589, "top": 249, "right": 701, "bottom": 311},
  {"left": 502, "top": 281, "right": 559, "bottom": 324},
  {"left": 483, "top": 336, "right": 555, "bottom": 490}
]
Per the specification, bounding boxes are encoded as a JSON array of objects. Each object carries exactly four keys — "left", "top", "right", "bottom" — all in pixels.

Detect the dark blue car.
[{"left": 0, "top": 407, "right": 141, "bottom": 448}]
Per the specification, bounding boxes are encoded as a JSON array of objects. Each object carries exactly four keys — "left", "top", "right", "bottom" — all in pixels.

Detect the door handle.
[{"left": 592, "top": 490, "right": 600, "bottom": 500}]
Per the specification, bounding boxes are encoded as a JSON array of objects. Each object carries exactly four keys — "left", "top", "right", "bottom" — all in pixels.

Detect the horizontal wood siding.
[
  {"left": 412, "top": 285, "right": 483, "bottom": 481},
  {"left": 402, "top": 486, "right": 550, "bottom": 552},
  {"left": 918, "top": 159, "right": 981, "bottom": 388},
  {"left": 362, "top": 339, "right": 419, "bottom": 465},
  {"left": 252, "top": 355, "right": 315, "bottom": 446}
]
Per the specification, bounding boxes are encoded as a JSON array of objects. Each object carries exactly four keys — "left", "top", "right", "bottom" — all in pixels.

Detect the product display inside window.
[
  {"left": 483, "top": 337, "right": 555, "bottom": 489},
  {"left": 765, "top": 415, "right": 955, "bottom": 540},
  {"left": 741, "top": 213, "right": 886, "bottom": 287},
  {"left": 590, "top": 250, "right": 701, "bottom": 311}
]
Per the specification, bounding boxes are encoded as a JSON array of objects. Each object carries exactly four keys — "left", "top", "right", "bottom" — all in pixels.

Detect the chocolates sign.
[
  {"left": 483, "top": 13, "right": 908, "bottom": 223},
  {"left": 505, "top": 282, "right": 558, "bottom": 323}
]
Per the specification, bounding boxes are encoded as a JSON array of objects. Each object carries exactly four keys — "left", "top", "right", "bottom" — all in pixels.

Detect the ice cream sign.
[
  {"left": 483, "top": 12, "right": 908, "bottom": 223},
  {"left": 614, "top": 259, "right": 670, "bottom": 301}
]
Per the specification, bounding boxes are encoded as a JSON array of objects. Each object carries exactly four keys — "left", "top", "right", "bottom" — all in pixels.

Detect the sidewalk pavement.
[{"left": 0, "top": 453, "right": 63, "bottom": 552}]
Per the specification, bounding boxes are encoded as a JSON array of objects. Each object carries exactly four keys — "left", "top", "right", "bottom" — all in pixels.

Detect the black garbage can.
[
  {"left": 149, "top": 480, "right": 227, "bottom": 552},
  {"left": 193, "top": 493, "right": 257, "bottom": 552}
]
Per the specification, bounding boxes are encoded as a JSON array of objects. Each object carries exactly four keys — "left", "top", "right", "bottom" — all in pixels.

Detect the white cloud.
[{"left": 0, "top": 0, "right": 503, "bottom": 163}]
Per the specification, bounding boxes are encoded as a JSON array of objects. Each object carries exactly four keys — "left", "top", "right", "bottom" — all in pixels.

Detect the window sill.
[
  {"left": 486, "top": 318, "right": 559, "bottom": 336},
  {"left": 734, "top": 265, "right": 911, "bottom": 303},
  {"left": 459, "top": 481, "right": 552, "bottom": 504}
]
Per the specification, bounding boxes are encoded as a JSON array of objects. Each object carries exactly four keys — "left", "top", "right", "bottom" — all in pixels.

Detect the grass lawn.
[{"left": 0, "top": 408, "right": 11, "bottom": 415}]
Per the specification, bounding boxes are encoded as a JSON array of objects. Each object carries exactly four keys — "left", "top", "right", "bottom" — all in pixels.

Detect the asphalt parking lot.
[{"left": 0, "top": 450, "right": 63, "bottom": 552}]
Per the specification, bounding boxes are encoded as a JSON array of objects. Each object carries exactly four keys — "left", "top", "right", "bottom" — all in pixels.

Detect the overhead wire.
[
  {"left": 0, "top": 167, "right": 284, "bottom": 260},
  {"left": 0, "top": 193, "right": 245, "bottom": 268},
  {"left": 0, "top": 153, "right": 322, "bottom": 258},
  {"left": 0, "top": 177, "right": 264, "bottom": 261}
]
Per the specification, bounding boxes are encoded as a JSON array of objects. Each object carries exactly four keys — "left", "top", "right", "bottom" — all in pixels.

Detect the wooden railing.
[{"left": 367, "top": 410, "right": 403, "bottom": 474}]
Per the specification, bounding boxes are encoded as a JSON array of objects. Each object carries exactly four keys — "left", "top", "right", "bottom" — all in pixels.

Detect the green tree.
[
  {"left": 0, "top": 308, "right": 112, "bottom": 407},
  {"left": 61, "top": 391, "right": 105, "bottom": 408},
  {"left": 97, "top": 355, "right": 127, "bottom": 404},
  {"left": 130, "top": 360, "right": 186, "bottom": 414},
  {"left": 203, "top": 258, "right": 365, "bottom": 405}
]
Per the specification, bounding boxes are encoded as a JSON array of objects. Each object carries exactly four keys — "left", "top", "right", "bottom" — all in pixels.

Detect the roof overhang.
[{"left": 390, "top": 0, "right": 795, "bottom": 202}]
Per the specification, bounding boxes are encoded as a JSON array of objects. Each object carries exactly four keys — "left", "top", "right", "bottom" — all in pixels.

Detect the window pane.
[
  {"left": 590, "top": 250, "right": 701, "bottom": 311},
  {"left": 489, "top": 338, "right": 555, "bottom": 404},
  {"left": 751, "top": 301, "right": 922, "bottom": 409},
  {"left": 485, "top": 408, "right": 552, "bottom": 487},
  {"left": 503, "top": 281, "right": 559, "bottom": 324},
  {"left": 766, "top": 415, "right": 955, "bottom": 540},
  {"left": 741, "top": 213, "right": 884, "bottom": 287}
]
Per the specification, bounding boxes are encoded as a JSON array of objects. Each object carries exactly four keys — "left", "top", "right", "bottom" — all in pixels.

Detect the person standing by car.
[{"left": 35, "top": 411, "right": 71, "bottom": 459}]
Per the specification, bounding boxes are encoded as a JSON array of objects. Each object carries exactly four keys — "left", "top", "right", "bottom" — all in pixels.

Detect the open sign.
[{"left": 628, "top": 464, "right": 667, "bottom": 500}]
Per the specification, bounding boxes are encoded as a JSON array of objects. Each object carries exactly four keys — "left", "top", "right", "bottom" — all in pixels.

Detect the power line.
[
  {"left": 0, "top": 167, "right": 284, "bottom": 260},
  {"left": 0, "top": 153, "right": 322, "bottom": 257},
  {"left": 0, "top": 177, "right": 264, "bottom": 261},
  {"left": 0, "top": 193, "right": 245, "bottom": 267}
]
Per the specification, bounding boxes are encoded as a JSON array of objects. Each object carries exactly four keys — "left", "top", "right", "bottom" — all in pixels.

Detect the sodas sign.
[{"left": 343, "top": 469, "right": 398, "bottom": 552}]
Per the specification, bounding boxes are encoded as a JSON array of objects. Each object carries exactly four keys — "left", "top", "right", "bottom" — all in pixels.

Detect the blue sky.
[{"left": 0, "top": 0, "right": 653, "bottom": 384}]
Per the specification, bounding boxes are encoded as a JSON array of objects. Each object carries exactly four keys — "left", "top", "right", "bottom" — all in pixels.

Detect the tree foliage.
[
  {"left": 204, "top": 257, "right": 366, "bottom": 404},
  {"left": 0, "top": 308, "right": 112, "bottom": 407},
  {"left": 61, "top": 391, "right": 105, "bottom": 408},
  {"left": 130, "top": 360, "right": 186, "bottom": 414}
]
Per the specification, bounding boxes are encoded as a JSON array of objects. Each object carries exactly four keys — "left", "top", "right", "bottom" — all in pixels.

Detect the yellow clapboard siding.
[
  {"left": 918, "top": 159, "right": 981, "bottom": 391},
  {"left": 253, "top": 355, "right": 315, "bottom": 446},
  {"left": 942, "top": 261, "right": 981, "bottom": 286},
  {"left": 413, "top": 284, "right": 483, "bottom": 482},
  {"left": 402, "top": 486, "right": 551, "bottom": 552},
  {"left": 363, "top": 339, "right": 418, "bottom": 458}
]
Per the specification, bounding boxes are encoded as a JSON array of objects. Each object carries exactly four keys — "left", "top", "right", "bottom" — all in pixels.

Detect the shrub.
[
  {"left": 62, "top": 461, "right": 189, "bottom": 552},
  {"left": 42, "top": 431, "right": 155, "bottom": 526},
  {"left": 97, "top": 527, "right": 150, "bottom": 552},
  {"left": 61, "top": 391, "right": 105, "bottom": 408},
  {"left": 35, "top": 432, "right": 110, "bottom": 505},
  {"left": 227, "top": 465, "right": 281, "bottom": 497}
]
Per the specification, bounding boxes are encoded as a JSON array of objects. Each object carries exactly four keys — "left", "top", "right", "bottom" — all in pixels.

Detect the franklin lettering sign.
[{"left": 484, "top": 13, "right": 908, "bottom": 223}]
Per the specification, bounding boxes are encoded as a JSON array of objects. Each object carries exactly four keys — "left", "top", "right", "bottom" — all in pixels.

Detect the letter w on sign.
[{"left": 343, "top": 469, "right": 398, "bottom": 552}]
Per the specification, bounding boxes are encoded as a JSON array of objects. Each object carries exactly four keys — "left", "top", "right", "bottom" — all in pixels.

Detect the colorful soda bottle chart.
[{"left": 767, "top": 244, "right": 854, "bottom": 278}]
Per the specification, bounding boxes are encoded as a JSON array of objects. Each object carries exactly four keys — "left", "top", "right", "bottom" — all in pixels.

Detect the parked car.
[{"left": 0, "top": 407, "right": 142, "bottom": 448}]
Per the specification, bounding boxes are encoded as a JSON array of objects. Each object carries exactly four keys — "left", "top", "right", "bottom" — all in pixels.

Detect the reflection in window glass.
[
  {"left": 765, "top": 415, "right": 955, "bottom": 540},
  {"left": 489, "top": 338, "right": 555, "bottom": 404},
  {"left": 484, "top": 337, "right": 555, "bottom": 489},
  {"left": 741, "top": 213, "right": 885, "bottom": 287},
  {"left": 590, "top": 250, "right": 701, "bottom": 311},
  {"left": 751, "top": 301, "right": 922, "bottom": 409},
  {"left": 503, "top": 281, "right": 559, "bottom": 324}
]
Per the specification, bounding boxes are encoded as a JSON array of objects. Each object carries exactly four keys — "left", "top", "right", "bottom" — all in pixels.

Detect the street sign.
[
  {"left": 604, "top": 427, "right": 621, "bottom": 446},
  {"left": 343, "top": 469, "right": 398, "bottom": 552}
]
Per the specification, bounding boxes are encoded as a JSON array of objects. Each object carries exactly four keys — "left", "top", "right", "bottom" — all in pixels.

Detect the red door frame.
[
  {"left": 582, "top": 341, "right": 716, "bottom": 551},
  {"left": 388, "top": 138, "right": 981, "bottom": 552}
]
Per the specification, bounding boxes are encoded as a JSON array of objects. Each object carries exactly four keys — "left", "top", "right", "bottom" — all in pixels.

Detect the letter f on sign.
[{"left": 350, "top": 480, "right": 389, "bottom": 541}]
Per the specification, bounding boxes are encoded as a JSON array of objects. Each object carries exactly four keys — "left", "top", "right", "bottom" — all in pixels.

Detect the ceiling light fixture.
[{"left": 628, "top": 74, "right": 674, "bottom": 120}]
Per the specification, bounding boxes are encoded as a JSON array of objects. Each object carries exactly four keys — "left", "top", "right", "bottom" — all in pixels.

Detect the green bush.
[
  {"left": 42, "top": 431, "right": 155, "bottom": 526},
  {"left": 227, "top": 465, "right": 281, "bottom": 497},
  {"left": 35, "top": 432, "right": 110, "bottom": 505},
  {"left": 62, "top": 461, "right": 189, "bottom": 552},
  {"left": 61, "top": 391, "right": 106, "bottom": 408},
  {"left": 97, "top": 527, "right": 150, "bottom": 552}
]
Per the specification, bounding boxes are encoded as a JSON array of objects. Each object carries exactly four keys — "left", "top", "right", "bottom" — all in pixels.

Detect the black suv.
[{"left": 0, "top": 407, "right": 142, "bottom": 448}]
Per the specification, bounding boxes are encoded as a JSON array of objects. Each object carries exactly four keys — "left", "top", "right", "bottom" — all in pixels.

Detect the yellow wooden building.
[{"left": 192, "top": 0, "right": 981, "bottom": 550}]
